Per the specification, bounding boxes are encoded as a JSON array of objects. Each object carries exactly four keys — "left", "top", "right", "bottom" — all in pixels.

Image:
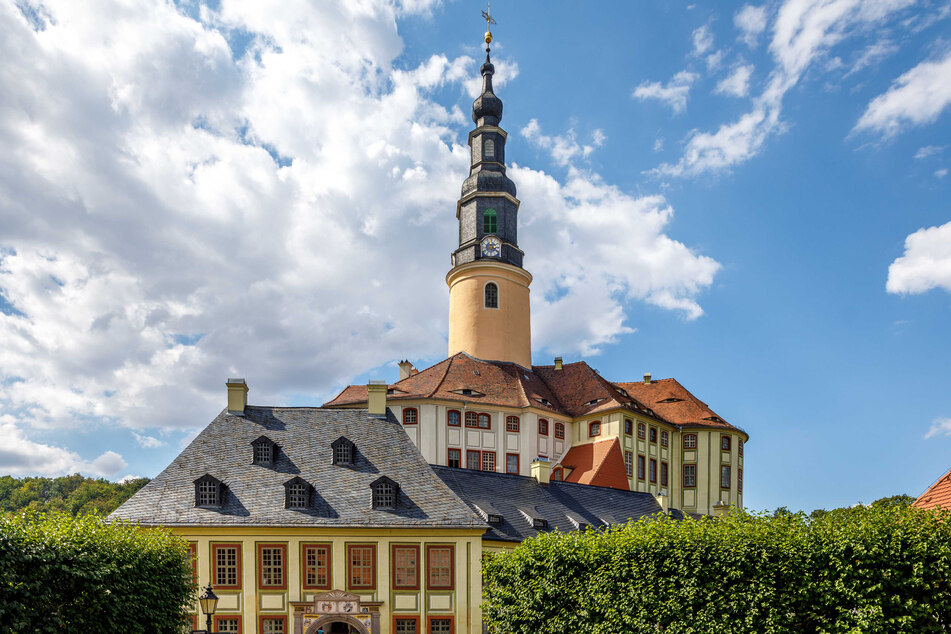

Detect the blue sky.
[{"left": 0, "top": 0, "right": 950, "bottom": 513}]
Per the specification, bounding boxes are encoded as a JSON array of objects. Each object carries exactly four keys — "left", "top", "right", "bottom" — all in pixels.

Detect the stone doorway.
[{"left": 293, "top": 590, "right": 380, "bottom": 634}]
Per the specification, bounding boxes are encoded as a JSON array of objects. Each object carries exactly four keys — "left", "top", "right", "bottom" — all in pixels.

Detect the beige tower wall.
[{"left": 447, "top": 260, "right": 533, "bottom": 368}]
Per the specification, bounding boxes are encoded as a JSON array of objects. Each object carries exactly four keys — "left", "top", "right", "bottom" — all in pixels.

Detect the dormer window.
[
  {"left": 331, "top": 436, "right": 355, "bottom": 466},
  {"left": 487, "top": 513, "right": 503, "bottom": 525},
  {"left": 370, "top": 476, "right": 400, "bottom": 510},
  {"left": 659, "top": 397, "right": 683, "bottom": 403},
  {"left": 586, "top": 398, "right": 601, "bottom": 406},
  {"left": 194, "top": 474, "right": 223, "bottom": 508},
  {"left": 251, "top": 436, "right": 278, "bottom": 468},
  {"left": 283, "top": 477, "right": 312, "bottom": 509},
  {"left": 532, "top": 518, "right": 549, "bottom": 531}
]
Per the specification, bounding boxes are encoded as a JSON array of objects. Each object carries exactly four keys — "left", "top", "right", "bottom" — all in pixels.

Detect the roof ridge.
[{"left": 428, "top": 354, "right": 461, "bottom": 398}]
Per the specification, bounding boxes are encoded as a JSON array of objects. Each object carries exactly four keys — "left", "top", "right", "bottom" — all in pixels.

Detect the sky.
[{"left": 0, "top": 0, "right": 950, "bottom": 513}]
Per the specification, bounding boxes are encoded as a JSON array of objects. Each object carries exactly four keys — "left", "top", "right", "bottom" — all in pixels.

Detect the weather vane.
[{"left": 482, "top": 3, "right": 496, "bottom": 45}]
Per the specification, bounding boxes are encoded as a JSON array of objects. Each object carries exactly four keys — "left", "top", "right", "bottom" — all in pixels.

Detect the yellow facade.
[
  {"left": 446, "top": 261, "right": 532, "bottom": 368},
  {"left": 180, "top": 526, "right": 485, "bottom": 634}
]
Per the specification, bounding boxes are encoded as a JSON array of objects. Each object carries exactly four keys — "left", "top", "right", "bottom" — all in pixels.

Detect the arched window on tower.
[
  {"left": 483, "top": 208, "right": 497, "bottom": 234},
  {"left": 484, "top": 283, "right": 499, "bottom": 309}
]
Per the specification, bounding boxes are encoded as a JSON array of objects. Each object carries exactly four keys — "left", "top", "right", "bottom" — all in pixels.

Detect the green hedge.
[
  {"left": 482, "top": 505, "right": 951, "bottom": 633},
  {"left": 0, "top": 511, "right": 194, "bottom": 634}
]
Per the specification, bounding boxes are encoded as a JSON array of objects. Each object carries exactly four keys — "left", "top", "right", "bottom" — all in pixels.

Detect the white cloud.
[
  {"left": 846, "top": 40, "right": 899, "bottom": 76},
  {"left": 0, "top": 416, "right": 127, "bottom": 476},
  {"left": 735, "top": 4, "right": 768, "bottom": 47},
  {"left": 716, "top": 64, "right": 754, "bottom": 97},
  {"left": 633, "top": 70, "right": 700, "bottom": 114},
  {"left": 855, "top": 49, "right": 951, "bottom": 137},
  {"left": 915, "top": 145, "right": 947, "bottom": 160},
  {"left": 658, "top": 0, "right": 918, "bottom": 177},
  {"left": 118, "top": 474, "right": 144, "bottom": 483},
  {"left": 925, "top": 417, "right": 951, "bottom": 439},
  {"left": 936, "top": 168, "right": 949, "bottom": 178},
  {"left": 693, "top": 24, "right": 714, "bottom": 55},
  {"left": 887, "top": 220, "right": 951, "bottom": 295},
  {"left": 521, "top": 120, "right": 605, "bottom": 166},
  {"left": 0, "top": 0, "right": 722, "bottom": 472},
  {"left": 133, "top": 431, "right": 166, "bottom": 448},
  {"left": 653, "top": 138, "right": 664, "bottom": 152}
]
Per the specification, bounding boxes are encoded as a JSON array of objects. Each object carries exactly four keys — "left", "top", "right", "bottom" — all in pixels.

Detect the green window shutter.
[{"left": 483, "top": 208, "right": 497, "bottom": 234}]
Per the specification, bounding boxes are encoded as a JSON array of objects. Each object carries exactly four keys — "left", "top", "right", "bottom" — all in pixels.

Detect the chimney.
[
  {"left": 554, "top": 356, "right": 563, "bottom": 371},
  {"left": 531, "top": 457, "right": 551, "bottom": 485},
  {"left": 643, "top": 372, "right": 652, "bottom": 385},
  {"left": 367, "top": 380, "right": 388, "bottom": 417},
  {"left": 655, "top": 492, "right": 669, "bottom": 514},
  {"left": 398, "top": 360, "right": 417, "bottom": 381},
  {"left": 226, "top": 378, "right": 248, "bottom": 415}
]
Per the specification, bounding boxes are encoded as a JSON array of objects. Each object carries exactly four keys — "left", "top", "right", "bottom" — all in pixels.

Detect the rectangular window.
[
  {"left": 447, "top": 448, "right": 461, "bottom": 469},
  {"left": 506, "top": 416, "right": 520, "bottom": 432},
  {"left": 721, "top": 435, "right": 731, "bottom": 451},
  {"left": 684, "top": 464, "right": 696, "bottom": 488},
  {"left": 258, "top": 544, "right": 286, "bottom": 589},
  {"left": 538, "top": 419, "right": 548, "bottom": 435},
  {"left": 466, "top": 450, "right": 480, "bottom": 470},
  {"left": 392, "top": 545, "right": 420, "bottom": 590},
  {"left": 260, "top": 616, "right": 286, "bottom": 634},
  {"left": 554, "top": 422, "right": 565, "bottom": 439},
  {"left": 427, "top": 545, "right": 454, "bottom": 589},
  {"left": 212, "top": 544, "right": 241, "bottom": 589},
  {"left": 447, "top": 410, "right": 460, "bottom": 427},
  {"left": 347, "top": 544, "right": 376, "bottom": 590},
  {"left": 721, "top": 465, "right": 732, "bottom": 490},
  {"left": 484, "top": 138, "right": 495, "bottom": 159},
  {"left": 637, "top": 423, "right": 646, "bottom": 439},
  {"left": 624, "top": 451, "right": 633, "bottom": 477},
  {"left": 394, "top": 617, "right": 419, "bottom": 634},
  {"left": 649, "top": 427, "right": 657, "bottom": 443},
  {"left": 429, "top": 617, "right": 454, "bottom": 634},
  {"left": 402, "top": 408, "right": 418, "bottom": 425},
  {"left": 739, "top": 468, "right": 744, "bottom": 493},
  {"left": 478, "top": 413, "right": 491, "bottom": 429},
  {"left": 506, "top": 453, "right": 519, "bottom": 474},
  {"left": 465, "top": 412, "right": 478, "bottom": 428},
  {"left": 637, "top": 455, "right": 645, "bottom": 480},
  {"left": 738, "top": 440, "right": 744, "bottom": 456},
  {"left": 649, "top": 458, "right": 657, "bottom": 483},
  {"left": 481, "top": 451, "right": 496, "bottom": 472},
  {"left": 661, "top": 461, "right": 668, "bottom": 487},
  {"left": 683, "top": 434, "right": 697, "bottom": 449},
  {"left": 624, "top": 419, "right": 633, "bottom": 435},
  {"left": 214, "top": 616, "right": 240, "bottom": 633},
  {"left": 302, "top": 543, "right": 331, "bottom": 590},
  {"left": 661, "top": 431, "right": 669, "bottom": 447}
]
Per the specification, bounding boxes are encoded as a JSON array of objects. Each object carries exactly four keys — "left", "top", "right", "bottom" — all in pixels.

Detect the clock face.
[{"left": 481, "top": 236, "right": 502, "bottom": 258}]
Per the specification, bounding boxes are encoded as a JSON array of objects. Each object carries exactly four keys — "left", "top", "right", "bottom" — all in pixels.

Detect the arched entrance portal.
[
  {"left": 305, "top": 615, "right": 370, "bottom": 634},
  {"left": 292, "top": 590, "right": 380, "bottom": 634}
]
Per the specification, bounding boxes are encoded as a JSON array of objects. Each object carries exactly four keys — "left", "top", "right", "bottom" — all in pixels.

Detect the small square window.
[
  {"left": 447, "top": 410, "right": 461, "bottom": 427},
  {"left": 683, "top": 434, "right": 697, "bottom": 449},
  {"left": 506, "top": 416, "right": 520, "bottom": 432},
  {"left": 588, "top": 421, "right": 601, "bottom": 437},
  {"left": 465, "top": 412, "right": 479, "bottom": 428},
  {"left": 403, "top": 408, "right": 418, "bottom": 425}
]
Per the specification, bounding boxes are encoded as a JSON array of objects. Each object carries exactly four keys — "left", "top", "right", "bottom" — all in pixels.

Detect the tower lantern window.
[
  {"left": 484, "top": 138, "right": 495, "bottom": 159},
  {"left": 483, "top": 208, "right": 497, "bottom": 234},
  {"left": 484, "top": 283, "right": 499, "bottom": 308}
]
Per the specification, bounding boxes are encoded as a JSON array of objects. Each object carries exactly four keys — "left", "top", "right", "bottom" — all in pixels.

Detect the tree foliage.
[
  {"left": 0, "top": 474, "right": 149, "bottom": 516},
  {"left": 0, "top": 511, "right": 194, "bottom": 633},
  {"left": 482, "top": 505, "right": 951, "bottom": 633}
]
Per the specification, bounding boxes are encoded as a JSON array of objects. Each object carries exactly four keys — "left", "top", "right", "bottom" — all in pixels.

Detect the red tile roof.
[
  {"left": 914, "top": 467, "right": 951, "bottom": 510},
  {"left": 325, "top": 354, "right": 742, "bottom": 434},
  {"left": 559, "top": 438, "right": 630, "bottom": 491},
  {"left": 614, "top": 377, "right": 744, "bottom": 435}
]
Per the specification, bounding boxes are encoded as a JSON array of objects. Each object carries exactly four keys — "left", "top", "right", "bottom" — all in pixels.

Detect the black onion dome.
[
  {"left": 461, "top": 170, "right": 517, "bottom": 198},
  {"left": 472, "top": 51, "right": 503, "bottom": 125}
]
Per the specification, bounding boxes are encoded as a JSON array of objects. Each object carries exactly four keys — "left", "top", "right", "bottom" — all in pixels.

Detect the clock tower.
[{"left": 446, "top": 24, "right": 532, "bottom": 367}]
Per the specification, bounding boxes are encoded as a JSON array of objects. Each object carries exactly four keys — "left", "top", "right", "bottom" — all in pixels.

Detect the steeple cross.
[{"left": 482, "top": 4, "right": 496, "bottom": 28}]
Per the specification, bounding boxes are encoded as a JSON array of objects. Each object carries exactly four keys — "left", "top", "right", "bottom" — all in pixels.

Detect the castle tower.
[{"left": 447, "top": 28, "right": 532, "bottom": 368}]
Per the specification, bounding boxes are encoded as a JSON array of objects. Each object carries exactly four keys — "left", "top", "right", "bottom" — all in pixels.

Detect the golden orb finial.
[{"left": 481, "top": 4, "right": 496, "bottom": 46}]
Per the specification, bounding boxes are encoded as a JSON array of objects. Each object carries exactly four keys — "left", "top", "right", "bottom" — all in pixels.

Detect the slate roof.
[
  {"left": 914, "top": 466, "right": 951, "bottom": 510},
  {"left": 614, "top": 377, "right": 745, "bottom": 435},
  {"left": 110, "top": 407, "right": 484, "bottom": 529},
  {"left": 432, "top": 465, "right": 688, "bottom": 542},
  {"left": 559, "top": 438, "right": 630, "bottom": 490}
]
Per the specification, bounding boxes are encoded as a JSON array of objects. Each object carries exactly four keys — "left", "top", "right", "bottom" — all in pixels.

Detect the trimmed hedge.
[
  {"left": 0, "top": 511, "right": 194, "bottom": 634},
  {"left": 482, "top": 505, "right": 951, "bottom": 633}
]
